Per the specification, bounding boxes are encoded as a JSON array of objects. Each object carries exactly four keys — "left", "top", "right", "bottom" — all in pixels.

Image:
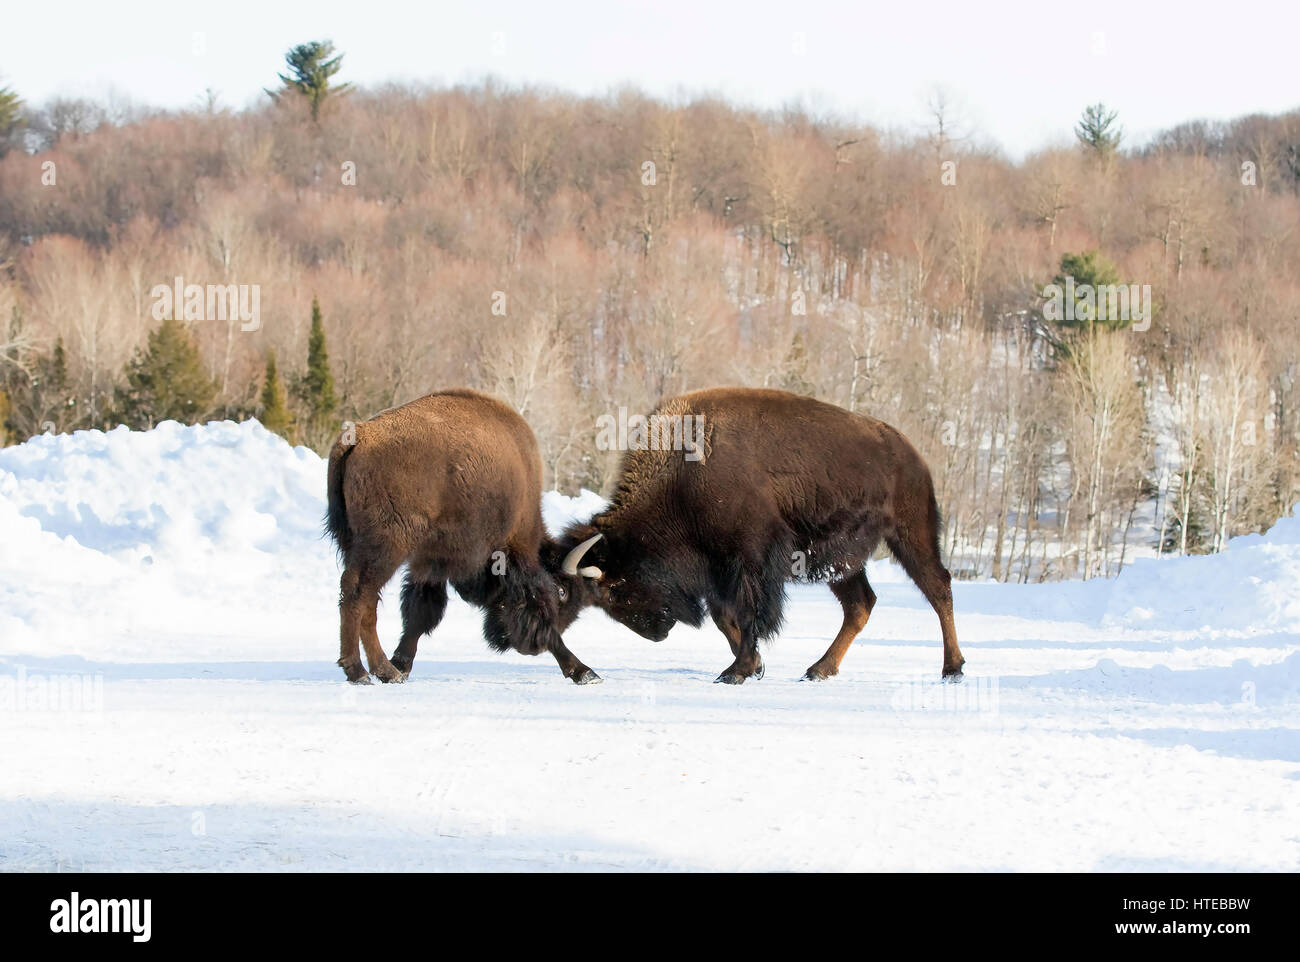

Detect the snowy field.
[{"left": 2, "top": 420, "right": 1298, "bottom": 871}]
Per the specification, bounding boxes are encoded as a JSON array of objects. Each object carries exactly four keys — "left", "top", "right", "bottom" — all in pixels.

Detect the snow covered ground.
[{"left": 2, "top": 420, "right": 1298, "bottom": 871}]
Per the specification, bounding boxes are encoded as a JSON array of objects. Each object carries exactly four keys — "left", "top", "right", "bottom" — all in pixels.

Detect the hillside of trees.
[{"left": 1, "top": 52, "right": 1298, "bottom": 580}]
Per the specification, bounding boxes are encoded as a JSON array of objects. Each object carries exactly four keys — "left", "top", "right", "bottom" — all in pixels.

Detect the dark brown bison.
[
  {"left": 326, "top": 388, "right": 600, "bottom": 685},
  {"left": 545, "top": 387, "right": 964, "bottom": 683}
]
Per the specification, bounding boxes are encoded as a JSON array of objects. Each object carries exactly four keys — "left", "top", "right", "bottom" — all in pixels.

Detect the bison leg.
[
  {"left": 356, "top": 563, "right": 405, "bottom": 684},
  {"left": 803, "top": 569, "right": 876, "bottom": 681},
  {"left": 547, "top": 634, "right": 602, "bottom": 685},
  {"left": 715, "top": 640, "right": 764, "bottom": 684},
  {"left": 711, "top": 611, "right": 764, "bottom": 684},
  {"left": 887, "top": 528, "right": 965, "bottom": 679},
  {"left": 709, "top": 608, "right": 742, "bottom": 657},
  {"left": 337, "top": 565, "right": 370, "bottom": 684},
  {"left": 708, "top": 543, "right": 786, "bottom": 685},
  {"left": 391, "top": 575, "right": 448, "bottom": 679}
]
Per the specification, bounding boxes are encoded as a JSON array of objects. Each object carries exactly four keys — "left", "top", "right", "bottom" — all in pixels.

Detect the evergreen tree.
[
  {"left": 293, "top": 297, "right": 338, "bottom": 450},
  {"left": 1162, "top": 507, "right": 1208, "bottom": 555},
  {"left": 1055, "top": 250, "right": 1120, "bottom": 293},
  {"left": 269, "top": 41, "right": 351, "bottom": 123},
  {"left": 259, "top": 349, "right": 294, "bottom": 438},
  {"left": 111, "top": 317, "right": 215, "bottom": 429},
  {"left": 298, "top": 298, "right": 337, "bottom": 416},
  {"left": 48, "top": 336, "right": 67, "bottom": 385},
  {"left": 22, "top": 336, "right": 73, "bottom": 433},
  {"left": 1, "top": 310, "right": 76, "bottom": 440},
  {"left": 1075, "top": 103, "right": 1122, "bottom": 166},
  {"left": 0, "top": 84, "right": 23, "bottom": 157},
  {"left": 1045, "top": 250, "right": 1140, "bottom": 334},
  {"left": 779, "top": 331, "right": 815, "bottom": 395}
]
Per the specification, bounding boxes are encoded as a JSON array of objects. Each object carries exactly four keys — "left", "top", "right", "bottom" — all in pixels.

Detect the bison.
[
  {"left": 326, "top": 389, "right": 600, "bottom": 685},
  {"left": 546, "top": 387, "right": 965, "bottom": 683}
]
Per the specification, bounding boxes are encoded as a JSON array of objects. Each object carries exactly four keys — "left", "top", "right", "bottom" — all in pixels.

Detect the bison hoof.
[
  {"left": 716, "top": 658, "right": 763, "bottom": 685},
  {"left": 801, "top": 666, "right": 834, "bottom": 681},
  {"left": 340, "top": 660, "right": 371, "bottom": 684},
  {"left": 373, "top": 664, "right": 406, "bottom": 684},
  {"left": 572, "top": 668, "right": 603, "bottom": 685},
  {"left": 941, "top": 669, "right": 964, "bottom": 683}
]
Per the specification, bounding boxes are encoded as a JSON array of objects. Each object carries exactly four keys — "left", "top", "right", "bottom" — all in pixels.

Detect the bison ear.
[{"left": 562, "top": 532, "right": 605, "bottom": 579}]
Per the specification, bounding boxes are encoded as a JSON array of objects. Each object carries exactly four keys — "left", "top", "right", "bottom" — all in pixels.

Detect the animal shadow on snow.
[{"left": 0, "top": 655, "right": 595, "bottom": 685}]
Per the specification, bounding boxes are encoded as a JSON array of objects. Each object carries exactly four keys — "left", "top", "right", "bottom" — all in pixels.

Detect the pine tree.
[
  {"left": 259, "top": 350, "right": 294, "bottom": 438},
  {"left": 1, "top": 308, "right": 77, "bottom": 440},
  {"left": 269, "top": 41, "right": 352, "bottom": 123},
  {"left": 0, "top": 84, "right": 23, "bottom": 158},
  {"left": 23, "top": 336, "right": 73, "bottom": 433},
  {"left": 1075, "top": 103, "right": 1122, "bottom": 167},
  {"left": 111, "top": 317, "right": 216, "bottom": 429},
  {"left": 293, "top": 297, "right": 338, "bottom": 450},
  {"left": 0, "top": 303, "right": 23, "bottom": 440},
  {"left": 49, "top": 337, "right": 66, "bottom": 378},
  {"left": 1055, "top": 250, "right": 1120, "bottom": 293},
  {"left": 1045, "top": 250, "right": 1140, "bottom": 335},
  {"left": 779, "top": 331, "right": 815, "bottom": 395},
  {"left": 43, "top": 337, "right": 69, "bottom": 399},
  {"left": 300, "top": 297, "right": 336, "bottom": 416}
]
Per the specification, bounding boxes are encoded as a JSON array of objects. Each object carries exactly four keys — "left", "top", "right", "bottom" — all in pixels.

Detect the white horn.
[{"left": 561, "top": 533, "right": 604, "bottom": 579}]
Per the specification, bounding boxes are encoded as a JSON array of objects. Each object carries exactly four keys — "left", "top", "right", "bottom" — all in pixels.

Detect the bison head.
[{"left": 545, "top": 525, "right": 702, "bottom": 642}]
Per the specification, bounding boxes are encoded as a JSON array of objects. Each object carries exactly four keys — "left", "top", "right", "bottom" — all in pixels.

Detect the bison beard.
[
  {"left": 548, "top": 387, "right": 966, "bottom": 684},
  {"left": 326, "top": 389, "right": 599, "bottom": 685},
  {"left": 451, "top": 559, "right": 558, "bottom": 657}
]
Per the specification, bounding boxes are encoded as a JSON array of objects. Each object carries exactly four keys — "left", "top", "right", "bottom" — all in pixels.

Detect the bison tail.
[
  {"left": 325, "top": 436, "right": 356, "bottom": 560},
  {"left": 928, "top": 482, "right": 945, "bottom": 555}
]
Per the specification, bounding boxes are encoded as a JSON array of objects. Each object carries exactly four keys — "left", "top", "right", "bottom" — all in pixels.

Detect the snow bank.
[
  {"left": 0, "top": 420, "right": 617, "bottom": 661},
  {"left": 0, "top": 419, "right": 325, "bottom": 566},
  {"left": 1101, "top": 509, "right": 1300, "bottom": 635},
  {"left": 0, "top": 420, "right": 334, "bottom": 659},
  {"left": 2, "top": 420, "right": 1298, "bottom": 658}
]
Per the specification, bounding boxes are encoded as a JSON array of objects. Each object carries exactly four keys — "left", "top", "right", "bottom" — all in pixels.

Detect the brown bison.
[
  {"left": 326, "top": 389, "right": 600, "bottom": 685},
  {"left": 546, "top": 387, "right": 965, "bottom": 683}
]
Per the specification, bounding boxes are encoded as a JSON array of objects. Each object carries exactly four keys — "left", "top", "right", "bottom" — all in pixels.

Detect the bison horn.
[{"left": 562, "top": 533, "right": 604, "bottom": 579}]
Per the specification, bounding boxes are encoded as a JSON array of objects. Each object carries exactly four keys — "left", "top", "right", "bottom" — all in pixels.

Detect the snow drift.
[{"left": 3, "top": 418, "right": 1296, "bottom": 655}]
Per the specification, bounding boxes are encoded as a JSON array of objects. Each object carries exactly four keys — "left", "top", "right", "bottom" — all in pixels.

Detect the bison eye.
[{"left": 557, "top": 584, "right": 568, "bottom": 602}]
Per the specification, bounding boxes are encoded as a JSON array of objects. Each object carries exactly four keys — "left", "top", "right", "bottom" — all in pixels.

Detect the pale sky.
[{"left": 2, "top": 0, "right": 1296, "bottom": 157}]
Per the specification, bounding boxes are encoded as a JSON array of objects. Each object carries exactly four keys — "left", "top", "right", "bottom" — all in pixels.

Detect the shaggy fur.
[
  {"left": 545, "top": 387, "right": 965, "bottom": 683},
  {"left": 326, "top": 389, "right": 598, "bottom": 685}
]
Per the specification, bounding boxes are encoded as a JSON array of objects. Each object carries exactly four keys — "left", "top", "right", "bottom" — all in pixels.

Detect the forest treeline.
[{"left": 0, "top": 63, "right": 1297, "bottom": 580}]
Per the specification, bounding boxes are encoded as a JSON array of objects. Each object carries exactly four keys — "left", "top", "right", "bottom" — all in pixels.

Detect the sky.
[{"left": 1, "top": 0, "right": 1296, "bottom": 157}]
